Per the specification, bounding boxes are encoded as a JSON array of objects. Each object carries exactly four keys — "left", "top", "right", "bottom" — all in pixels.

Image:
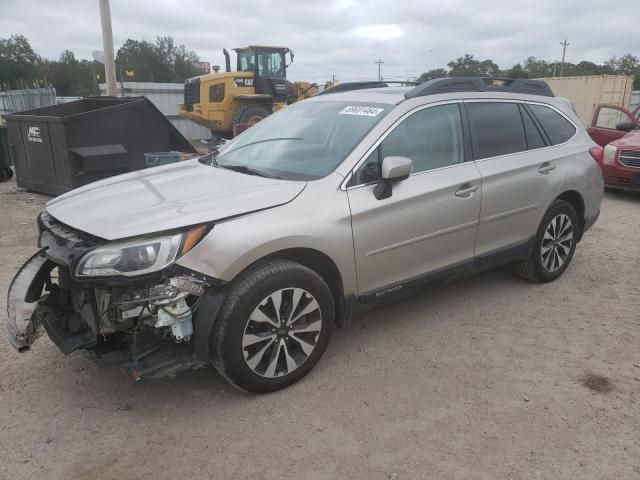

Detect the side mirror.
[
  {"left": 616, "top": 121, "right": 635, "bottom": 132},
  {"left": 374, "top": 156, "right": 412, "bottom": 200}
]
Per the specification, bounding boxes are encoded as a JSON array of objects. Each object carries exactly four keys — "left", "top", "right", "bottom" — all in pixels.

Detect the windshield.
[
  {"left": 215, "top": 101, "right": 391, "bottom": 180},
  {"left": 258, "top": 51, "right": 285, "bottom": 77}
]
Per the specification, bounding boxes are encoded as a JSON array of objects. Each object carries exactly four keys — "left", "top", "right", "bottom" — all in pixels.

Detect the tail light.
[{"left": 589, "top": 146, "right": 604, "bottom": 164}]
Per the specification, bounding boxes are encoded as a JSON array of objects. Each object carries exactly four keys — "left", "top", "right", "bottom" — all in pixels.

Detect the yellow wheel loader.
[{"left": 178, "top": 46, "right": 318, "bottom": 138}]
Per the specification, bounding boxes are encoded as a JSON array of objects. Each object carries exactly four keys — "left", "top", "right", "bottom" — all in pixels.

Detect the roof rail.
[
  {"left": 404, "top": 77, "right": 554, "bottom": 99},
  {"left": 319, "top": 80, "right": 419, "bottom": 96}
]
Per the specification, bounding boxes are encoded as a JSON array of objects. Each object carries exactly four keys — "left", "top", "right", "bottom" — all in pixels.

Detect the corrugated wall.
[
  {"left": 540, "top": 75, "right": 634, "bottom": 126},
  {"left": 98, "top": 82, "right": 211, "bottom": 141}
]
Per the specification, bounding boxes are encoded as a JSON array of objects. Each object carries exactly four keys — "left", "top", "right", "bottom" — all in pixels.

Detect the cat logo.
[
  {"left": 234, "top": 77, "right": 255, "bottom": 87},
  {"left": 27, "top": 126, "right": 43, "bottom": 143}
]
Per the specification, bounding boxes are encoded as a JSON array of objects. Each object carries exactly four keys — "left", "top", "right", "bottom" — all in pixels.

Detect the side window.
[
  {"left": 350, "top": 104, "right": 464, "bottom": 186},
  {"left": 467, "top": 102, "right": 527, "bottom": 159},
  {"left": 209, "top": 84, "right": 225, "bottom": 103},
  {"left": 529, "top": 104, "right": 577, "bottom": 145},
  {"left": 520, "top": 105, "right": 546, "bottom": 149}
]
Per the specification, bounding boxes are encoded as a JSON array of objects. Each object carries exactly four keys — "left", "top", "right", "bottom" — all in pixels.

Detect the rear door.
[
  {"left": 347, "top": 102, "right": 481, "bottom": 297},
  {"left": 588, "top": 104, "right": 638, "bottom": 147},
  {"left": 468, "top": 101, "right": 568, "bottom": 257}
]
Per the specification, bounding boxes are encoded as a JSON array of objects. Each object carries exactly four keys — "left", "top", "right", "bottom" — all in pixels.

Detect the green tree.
[
  {"left": 173, "top": 43, "right": 201, "bottom": 80},
  {"left": 447, "top": 54, "right": 499, "bottom": 77},
  {"left": 116, "top": 38, "right": 166, "bottom": 81},
  {"left": 115, "top": 36, "right": 201, "bottom": 82},
  {"left": 417, "top": 68, "right": 448, "bottom": 83},
  {"left": 522, "top": 57, "right": 553, "bottom": 78},
  {"left": 0, "top": 34, "right": 41, "bottom": 86},
  {"left": 605, "top": 54, "right": 640, "bottom": 88},
  {"left": 43, "top": 50, "right": 98, "bottom": 96},
  {"left": 503, "top": 63, "right": 529, "bottom": 79},
  {"left": 572, "top": 61, "right": 602, "bottom": 76}
]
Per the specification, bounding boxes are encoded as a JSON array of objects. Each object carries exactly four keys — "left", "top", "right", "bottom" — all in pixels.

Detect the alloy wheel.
[
  {"left": 242, "top": 288, "right": 322, "bottom": 378},
  {"left": 541, "top": 213, "right": 573, "bottom": 272}
]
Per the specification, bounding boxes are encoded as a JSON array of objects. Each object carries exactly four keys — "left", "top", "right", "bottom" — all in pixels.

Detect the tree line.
[
  {"left": 2, "top": 34, "right": 639, "bottom": 96},
  {"left": 419, "top": 53, "right": 640, "bottom": 89},
  {"left": 0, "top": 34, "right": 203, "bottom": 96}
]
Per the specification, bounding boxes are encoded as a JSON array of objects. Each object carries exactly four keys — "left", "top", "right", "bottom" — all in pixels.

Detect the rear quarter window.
[{"left": 528, "top": 104, "right": 576, "bottom": 145}]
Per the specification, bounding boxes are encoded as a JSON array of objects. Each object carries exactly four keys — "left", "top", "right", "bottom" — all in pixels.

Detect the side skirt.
[{"left": 352, "top": 238, "right": 534, "bottom": 311}]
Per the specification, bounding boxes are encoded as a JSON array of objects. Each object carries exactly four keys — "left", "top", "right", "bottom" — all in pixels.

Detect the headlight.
[
  {"left": 76, "top": 225, "right": 207, "bottom": 278},
  {"left": 603, "top": 144, "right": 618, "bottom": 165}
]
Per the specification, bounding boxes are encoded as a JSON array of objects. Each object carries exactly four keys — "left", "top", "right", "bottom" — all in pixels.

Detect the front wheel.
[
  {"left": 212, "top": 260, "right": 334, "bottom": 393},
  {"left": 232, "top": 103, "right": 272, "bottom": 131},
  {"left": 516, "top": 200, "right": 579, "bottom": 283}
]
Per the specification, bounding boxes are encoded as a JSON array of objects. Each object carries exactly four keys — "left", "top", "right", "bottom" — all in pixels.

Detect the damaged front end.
[{"left": 6, "top": 211, "right": 223, "bottom": 378}]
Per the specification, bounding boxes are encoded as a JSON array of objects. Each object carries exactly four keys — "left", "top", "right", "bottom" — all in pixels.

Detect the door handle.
[
  {"left": 538, "top": 162, "right": 556, "bottom": 174},
  {"left": 455, "top": 183, "right": 479, "bottom": 198}
]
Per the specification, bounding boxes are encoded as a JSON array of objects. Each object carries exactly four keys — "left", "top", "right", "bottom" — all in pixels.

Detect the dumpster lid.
[{"left": 5, "top": 97, "right": 196, "bottom": 154}]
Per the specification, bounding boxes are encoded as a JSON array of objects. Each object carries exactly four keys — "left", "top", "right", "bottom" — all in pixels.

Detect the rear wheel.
[
  {"left": 212, "top": 259, "right": 334, "bottom": 393},
  {"left": 516, "top": 200, "right": 579, "bottom": 283}
]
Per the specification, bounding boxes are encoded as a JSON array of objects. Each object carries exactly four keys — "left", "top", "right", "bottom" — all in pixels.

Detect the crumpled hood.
[{"left": 46, "top": 159, "right": 306, "bottom": 240}]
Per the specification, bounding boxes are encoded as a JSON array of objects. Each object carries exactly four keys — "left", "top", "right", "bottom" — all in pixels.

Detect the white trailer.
[{"left": 539, "top": 75, "right": 635, "bottom": 126}]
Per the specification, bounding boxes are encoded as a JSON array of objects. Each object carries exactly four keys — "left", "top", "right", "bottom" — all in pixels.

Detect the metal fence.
[
  {"left": 0, "top": 86, "right": 56, "bottom": 117},
  {"left": 98, "top": 82, "right": 211, "bottom": 141}
]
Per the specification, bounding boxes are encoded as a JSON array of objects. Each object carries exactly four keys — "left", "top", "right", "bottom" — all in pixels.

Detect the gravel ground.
[{"left": 0, "top": 175, "right": 638, "bottom": 480}]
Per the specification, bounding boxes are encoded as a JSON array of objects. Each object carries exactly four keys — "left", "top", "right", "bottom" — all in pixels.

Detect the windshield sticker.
[{"left": 339, "top": 106, "right": 384, "bottom": 117}]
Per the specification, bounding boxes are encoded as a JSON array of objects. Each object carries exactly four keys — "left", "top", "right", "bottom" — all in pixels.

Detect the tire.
[
  {"left": 0, "top": 169, "right": 6, "bottom": 182},
  {"left": 232, "top": 103, "right": 272, "bottom": 130},
  {"left": 6, "top": 168, "right": 13, "bottom": 179},
  {"left": 212, "top": 259, "right": 334, "bottom": 393},
  {"left": 604, "top": 186, "right": 623, "bottom": 194},
  {"left": 516, "top": 200, "right": 579, "bottom": 283}
]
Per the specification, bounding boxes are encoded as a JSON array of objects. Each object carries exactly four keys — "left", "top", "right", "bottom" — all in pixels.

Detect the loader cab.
[{"left": 235, "top": 46, "right": 292, "bottom": 103}]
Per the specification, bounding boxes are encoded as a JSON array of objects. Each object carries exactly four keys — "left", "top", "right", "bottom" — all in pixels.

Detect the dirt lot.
[{"left": 0, "top": 175, "right": 638, "bottom": 480}]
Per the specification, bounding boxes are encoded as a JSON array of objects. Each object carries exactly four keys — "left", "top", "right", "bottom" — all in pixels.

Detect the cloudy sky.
[{"left": 1, "top": 0, "right": 637, "bottom": 83}]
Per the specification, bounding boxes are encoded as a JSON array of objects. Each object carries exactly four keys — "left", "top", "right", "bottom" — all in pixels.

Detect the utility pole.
[
  {"left": 99, "top": 0, "right": 117, "bottom": 96},
  {"left": 375, "top": 59, "right": 384, "bottom": 81},
  {"left": 559, "top": 39, "right": 570, "bottom": 77}
]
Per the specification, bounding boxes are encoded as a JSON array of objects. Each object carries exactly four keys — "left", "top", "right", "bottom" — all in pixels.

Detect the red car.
[{"left": 588, "top": 103, "right": 640, "bottom": 191}]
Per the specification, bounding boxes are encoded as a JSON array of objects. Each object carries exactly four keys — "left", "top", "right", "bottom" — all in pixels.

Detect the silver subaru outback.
[{"left": 6, "top": 78, "right": 603, "bottom": 392}]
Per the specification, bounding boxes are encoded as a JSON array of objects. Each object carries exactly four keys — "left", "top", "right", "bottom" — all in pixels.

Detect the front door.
[
  {"left": 347, "top": 103, "right": 481, "bottom": 298},
  {"left": 588, "top": 104, "right": 638, "bottom": 147}
]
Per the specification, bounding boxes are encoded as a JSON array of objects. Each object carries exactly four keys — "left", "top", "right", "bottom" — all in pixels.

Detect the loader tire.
[{"left": 233, "top": 104, "right": 272, "bottom": 130}]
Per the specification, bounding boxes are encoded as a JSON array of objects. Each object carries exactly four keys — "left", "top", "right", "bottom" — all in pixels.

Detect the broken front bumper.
[
  {"left": 5, "top": 252, "right": 53, "bottom": 351},
  {"left": 6, "top": 211, "right": 228, "bottom": 378}
]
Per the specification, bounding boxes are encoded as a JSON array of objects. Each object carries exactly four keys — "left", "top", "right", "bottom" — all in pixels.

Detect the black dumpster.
[
  {"left": 0, "top": 125, "right": 13, "bottom": 181},
  {"left": 5, "top": 97, "right": 196, "bottom": 196}
]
